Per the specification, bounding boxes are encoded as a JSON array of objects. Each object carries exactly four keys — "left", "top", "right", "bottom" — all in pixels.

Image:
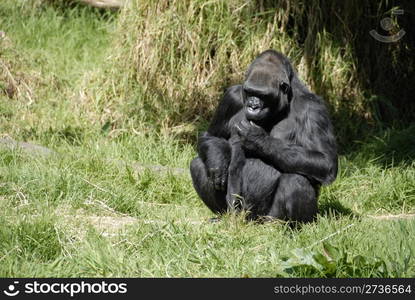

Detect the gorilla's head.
[{"left": 243, "top": 50, "right": 293, "bottom": 124}]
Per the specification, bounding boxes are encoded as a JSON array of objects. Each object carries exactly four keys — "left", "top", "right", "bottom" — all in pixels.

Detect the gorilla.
[{"left": 190, "top": 50, "right": 338, "bottom": 223}]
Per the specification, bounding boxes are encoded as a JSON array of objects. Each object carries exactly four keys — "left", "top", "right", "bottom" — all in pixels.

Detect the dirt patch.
[
  {"left": 85, "top": 215, "right": 137, "bottom": 233},
  {"left": 368, "top": 213, "right": 415, "bottom": 220},
  {"left": 54, "top": 203, "right": 202, "bottom": 239},
  {"left": 54, "top": 205, "right": 135, "bottom": 238}
]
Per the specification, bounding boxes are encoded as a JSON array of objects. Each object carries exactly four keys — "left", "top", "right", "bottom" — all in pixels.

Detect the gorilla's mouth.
[
  {"left": 245, "top": 105, "right": 269, "bottom": 121},
  {"left": 247, "top": 103, "right": 262, "bottom": 113}
]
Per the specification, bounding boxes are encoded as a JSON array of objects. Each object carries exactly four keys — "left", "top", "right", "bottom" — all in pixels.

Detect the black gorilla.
[{"left": 190, "top": 50, "right": 338, "bottom": 222}]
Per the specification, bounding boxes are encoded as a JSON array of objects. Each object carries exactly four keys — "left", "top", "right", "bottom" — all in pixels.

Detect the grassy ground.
[{"left": 1, "top": 2, "right": 414, "bottom": 277}]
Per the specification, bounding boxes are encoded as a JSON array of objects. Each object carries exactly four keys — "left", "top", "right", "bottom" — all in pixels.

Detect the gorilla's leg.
[
  {"left": 190, "top": 157, "right": 227, "bottom": 214},
  {"left": 239, "top": 159, "right": 281, "bottom": 218},
  {"left": 267, "top": 174, "right": 318, "bottom": 223},
  {"left": 226, "top": 135, "right": 246, "bottom": 210}
]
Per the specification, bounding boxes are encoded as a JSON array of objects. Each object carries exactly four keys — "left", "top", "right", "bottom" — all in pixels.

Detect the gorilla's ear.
[{"left": 280, "top": 82, "right": 290, "bottom": 94}]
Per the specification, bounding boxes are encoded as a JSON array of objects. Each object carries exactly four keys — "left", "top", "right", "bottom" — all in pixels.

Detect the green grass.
[{"left": 0, "top": 1, "right": 414, "bottom": 277}]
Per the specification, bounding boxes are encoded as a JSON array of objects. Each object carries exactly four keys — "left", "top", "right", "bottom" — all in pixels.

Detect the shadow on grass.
[
  {"left": 346, "top": 123, "right": 415, "bottom": 167},
  {"left": 318, "top": 199, "right": 357, "bottom": 219}
]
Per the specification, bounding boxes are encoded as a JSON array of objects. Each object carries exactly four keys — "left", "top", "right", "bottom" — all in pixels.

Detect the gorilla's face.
[{"left": 242, "top": 59, "right": 291, "bottom": 124}]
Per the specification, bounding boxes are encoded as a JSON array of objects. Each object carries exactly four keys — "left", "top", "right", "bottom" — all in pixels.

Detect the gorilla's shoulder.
[{"left": 293, "top": 92, "right": 327, "bottom": 111}]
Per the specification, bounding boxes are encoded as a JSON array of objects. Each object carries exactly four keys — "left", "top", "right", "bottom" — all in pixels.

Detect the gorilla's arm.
[
  {"left": 197, "top": 85, "right": 244, "bottom": 190},
  {"left": 263, "top": 141, "right": 337, "bottom": 185},
  {"left": 237, "top": 96, "right": 338, "bottom": 185}
]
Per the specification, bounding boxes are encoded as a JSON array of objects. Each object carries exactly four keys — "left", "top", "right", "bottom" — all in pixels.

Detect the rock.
[
  {"left": 0, "top": 137, "right": 56, "bottom": 156},
  {"left": 80, "top": 0, "right": 125, "bottom": 9}
]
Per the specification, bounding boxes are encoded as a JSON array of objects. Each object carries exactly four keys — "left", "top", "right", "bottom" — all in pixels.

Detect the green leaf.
[
  {"left": 101, "top": 120, "right": 112, "bottom": 134},
  {"left": 352, "top": 255, "right": 367, "bottom": 267},
  {"left": 280, "top": 248, "right": 323, "bottom": 271},
  {"left": 322, "top": 242, "right": 340, "bottom": 259}
]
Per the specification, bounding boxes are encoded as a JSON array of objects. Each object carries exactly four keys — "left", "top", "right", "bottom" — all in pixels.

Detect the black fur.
[{"left": 190, "top": 50, "right": 338, "bottom": 222}]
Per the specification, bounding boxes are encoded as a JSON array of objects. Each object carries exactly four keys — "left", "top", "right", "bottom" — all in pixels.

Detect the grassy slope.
[{"left": 0, "top": 2, "right": 414, "bottom": 277}]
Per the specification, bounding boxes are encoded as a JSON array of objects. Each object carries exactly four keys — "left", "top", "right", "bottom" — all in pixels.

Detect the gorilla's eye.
[{"left": 280, "top": 82, "right": 290, "bottom": 94}]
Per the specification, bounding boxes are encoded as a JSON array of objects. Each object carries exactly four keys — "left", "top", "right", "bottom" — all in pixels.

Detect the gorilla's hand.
[
  {"left": 235, "top": 120, "right": 267, "bottom": 153},
  {"left": 207, "top": 166, "right": 227, "bottom": 191}
]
